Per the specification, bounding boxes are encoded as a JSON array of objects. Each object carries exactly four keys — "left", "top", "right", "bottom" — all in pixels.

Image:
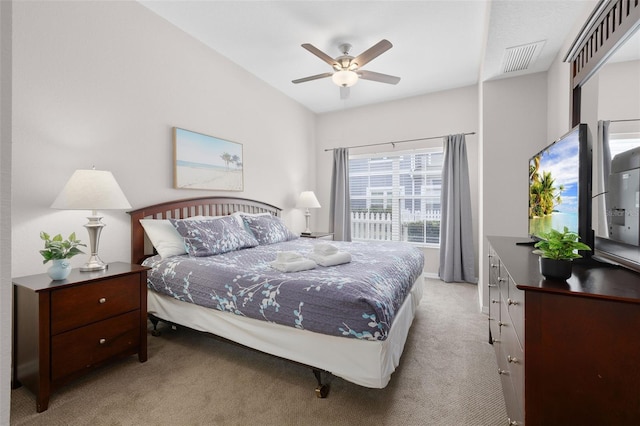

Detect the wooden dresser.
[
  {"left": 12, "top": 262, "right": 149, "bottom": 412},
  {"left": 487, "top": 236, "right": 640, "bottom": 426}
]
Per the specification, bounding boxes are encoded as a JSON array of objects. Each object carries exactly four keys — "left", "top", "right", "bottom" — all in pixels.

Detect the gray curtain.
[
  {"left": 598, "top": 120, "right": 611, "bottom": 237},
  {"left": 329, "top": 148, "right": 352, "bottom": 241},
  {"left": 599, "top": 120, "right": 612, "bottom": 192},
  {"left": 439, "top": 134, "right": 475, "bottom": 283}
]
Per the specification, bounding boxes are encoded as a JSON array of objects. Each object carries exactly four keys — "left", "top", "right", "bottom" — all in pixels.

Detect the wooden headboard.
[{"left": 128, "top": 196, "right": 282, "bottom": 265}]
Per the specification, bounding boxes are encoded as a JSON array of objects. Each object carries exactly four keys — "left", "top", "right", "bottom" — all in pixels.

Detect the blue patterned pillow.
[
  {"left": 241, "top": 214, "right": 298, "bottom": 245},
  {"left": 169, "top": 216, "right": 258, "bottom": 257}
]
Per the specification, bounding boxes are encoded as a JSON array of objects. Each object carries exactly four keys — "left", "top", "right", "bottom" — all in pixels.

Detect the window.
[
  {"left": 349, "top": 148, "right": 444, "bottom": 245},
  {"left": 609, "top": 132, "right": 640, "bottom": 158}
]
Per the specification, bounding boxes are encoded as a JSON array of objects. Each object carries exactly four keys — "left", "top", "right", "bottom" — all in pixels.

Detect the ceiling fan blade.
[
  {"left": 358, "top": 70, "right": 401, "bottom": 85},
  {"left": 352, "top": 39, "right": 393, "bottom": 68},
  {"left": 292, "top": 72, "right": 333, "bottom": 84},
  {"left": 301, "top": 43, "right": 339, "bottom": 68},
  {"left": 340, "top": 86, "right": 350, "bottom": 100}
]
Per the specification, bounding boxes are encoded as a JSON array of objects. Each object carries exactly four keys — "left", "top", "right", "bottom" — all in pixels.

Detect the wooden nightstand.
[
  {"left": 300, "top": 232, "right": 334, "bottom": 240},
  {"left": 12, "top": 262, "right": 150, "bottom": 412}
]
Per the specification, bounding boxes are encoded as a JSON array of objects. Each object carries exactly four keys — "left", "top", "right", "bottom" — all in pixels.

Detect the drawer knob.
[
  {"left": 507, "top": 355, "right": 519, "bottom": 364},
  {"left": 498, "top": 277, "right": 506, "bottom": 282},
  {"left": 507, "top": 298, "right": 519, "bottom": 306},
  {"left": 498, "top": 321, "right": 506, "bottom": 328},
  {"left": 508, "top": 418, "right": 519, "bottom": 425},
  {"left": 498, "top": 368, "right": 508, "bottom": 375},
  {"left": 99, "top": 338, "right": 106, "bottom": 345},
  {"left": 488, "top": 284, "right": 496, "bottom": 288},
  {"left": 99, "top": 298, "right": 107, "bottom": 304},
  {"left": 491, "top": 299, "right": 499, "bottom": 304}
]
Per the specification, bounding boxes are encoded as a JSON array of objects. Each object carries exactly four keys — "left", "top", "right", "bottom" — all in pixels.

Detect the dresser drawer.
[
  {"left": 507, "top": 277, "right": 524, "bottom": 345},
  {"left": 489, "top": 283, "right": 502, "bottom": 343},
  {"left": 51, "top": 275, "right": 141, "bottom": 334},
  {"left": 502, "top": 313, "right": 524, "bottom": 413},
  {"left": 51, "top": 310, "right": 140, "bottom": 382}
]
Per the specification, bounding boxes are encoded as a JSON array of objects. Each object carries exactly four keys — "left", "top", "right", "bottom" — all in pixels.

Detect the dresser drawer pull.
[
  {"left": 498, "top": 277, "right": 507, "bottom": 283},
  {"left": 497, "top": 368, "right": 508, "bottom": 375},
  {"left": 491, "top": 337, "right": 499, "bottom": 344},
  {"left": 507, "top": 418, "right": 519, "bottom": 425},
  {"left": 99, "top": 338, "right": 106, "bottom": 345},
  {"left": 507, "top": 298, "right": 519, "bottom": 306},
  {"left": 491, "top": 263, "right": 498, "bottom": 268},
  {"left": 507, "top": 355, "right": 519, "bottom": 364},
  {"left": 488, "top": 284, "right": 496, "bottom": 288},
  {"left": 491, "top": 299, "right": 499, "bottom": 304},
  {"left": 498, "top": 321, "right": 506, "bottom": 328},
  {"left": 99, "top": 298, "right": 107, "bottom": 304}
]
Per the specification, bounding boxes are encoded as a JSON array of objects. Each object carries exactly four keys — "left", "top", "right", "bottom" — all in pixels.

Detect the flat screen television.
[{"left": 528, "top": 123, "right": 593, "bottom": 255}]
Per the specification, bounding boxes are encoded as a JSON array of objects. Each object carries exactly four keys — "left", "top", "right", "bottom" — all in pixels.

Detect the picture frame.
[{"left": 173, "top": 127, "right": 244, "bottom": 191}]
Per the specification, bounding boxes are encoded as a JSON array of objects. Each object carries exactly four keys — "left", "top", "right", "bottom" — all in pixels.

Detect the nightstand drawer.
[
  {"left": 51, "top": 275, "right": 141, "bottom": 334},
  {"left": 51, "top": 310, "right": 140, "bottom": 382}
]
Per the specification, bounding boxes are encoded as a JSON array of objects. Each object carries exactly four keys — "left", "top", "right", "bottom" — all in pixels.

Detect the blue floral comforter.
[{"left": 143, "top": 239, "right": 424, "bottom": 341}]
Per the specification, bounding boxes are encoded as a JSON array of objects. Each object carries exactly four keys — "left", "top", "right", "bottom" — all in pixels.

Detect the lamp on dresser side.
[
  {"left": 297, "top": 191, "right": 321, "bottom": 235},
  {"left": 51, "top": 168, "right": 131, "bottom": 271}
]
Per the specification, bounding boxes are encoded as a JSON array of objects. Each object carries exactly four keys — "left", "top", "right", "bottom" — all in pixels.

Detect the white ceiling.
[{"left": 139, "top": 0, "right": 598, "bottom": 114}]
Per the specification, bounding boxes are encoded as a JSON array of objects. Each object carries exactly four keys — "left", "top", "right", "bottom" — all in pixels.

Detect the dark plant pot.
[{"left": 539, "top": 257, "right": 572, "bottom": 280}]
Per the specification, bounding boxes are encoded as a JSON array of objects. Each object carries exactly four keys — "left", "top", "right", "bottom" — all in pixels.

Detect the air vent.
[{"left": 502, "top": 40, "right": 546, "bottom": 73}]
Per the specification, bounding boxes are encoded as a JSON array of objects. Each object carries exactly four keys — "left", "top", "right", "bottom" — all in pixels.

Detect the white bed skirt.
[{"left": 147, "top": 274, "right": 424, "bottom": 388}]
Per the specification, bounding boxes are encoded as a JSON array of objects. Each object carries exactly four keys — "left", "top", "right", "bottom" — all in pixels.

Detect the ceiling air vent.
[{"left": 502, "top": 40, "right": 546, "bottom": 73}]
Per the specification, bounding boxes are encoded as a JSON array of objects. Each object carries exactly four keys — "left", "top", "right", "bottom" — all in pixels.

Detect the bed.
[{"left": 129, "top": 197, "right": 424, "bottom": 396}]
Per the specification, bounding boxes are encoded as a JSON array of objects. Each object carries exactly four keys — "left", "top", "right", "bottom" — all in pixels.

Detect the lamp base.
[
  {"left": 304, "top": 210, "right": 312, "bottom": 235},
  {"left": 80, "top": 254, "right": 108, "bottom": 272},
  {"left": 81, "top": 214, "right": 108, "bottom": 272}
]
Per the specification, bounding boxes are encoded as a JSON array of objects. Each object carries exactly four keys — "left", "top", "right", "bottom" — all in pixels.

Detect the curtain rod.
[
  {"left": 323, "top": 132, "right": 476, "bottom": 152},
  {"left": 610, "top": 118, "right": 640, "bottom": 123}
]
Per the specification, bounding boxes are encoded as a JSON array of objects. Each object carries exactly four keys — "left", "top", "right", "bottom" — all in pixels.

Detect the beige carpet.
[{"left": 11, "top": 278, "right": 507, "bottom": 425}]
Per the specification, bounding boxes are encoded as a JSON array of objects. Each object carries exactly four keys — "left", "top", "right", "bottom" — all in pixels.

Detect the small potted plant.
[
  {"left": 40, "top": 232, "right": 86, "bottom": 280},
  {"left": 533, "top": 226, "right": 591, "bottom": 280}
]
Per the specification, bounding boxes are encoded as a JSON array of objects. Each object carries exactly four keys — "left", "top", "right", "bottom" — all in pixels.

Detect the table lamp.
[
  {"left": 296, "top": 191, "right": 321, "bottom": 235},
  {"left": 51, "top": 169, "right": 131, "bottom": 271}
]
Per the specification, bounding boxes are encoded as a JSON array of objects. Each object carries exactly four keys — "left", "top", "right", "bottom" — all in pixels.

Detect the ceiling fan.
[{"left": 292, "top": 39, "right": 401, "bottom": 100}]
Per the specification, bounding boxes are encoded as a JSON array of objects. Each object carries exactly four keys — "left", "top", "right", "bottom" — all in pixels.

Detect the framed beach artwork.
[{"left": 173, "top": 127, "right": 244, "bottom": 191}]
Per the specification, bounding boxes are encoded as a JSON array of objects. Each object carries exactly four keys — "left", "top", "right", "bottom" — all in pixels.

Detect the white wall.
[
  {"left": 11, "top": 1, "right": 316, "bottom": 277},
  {"left": 480, "top": 72, "right": 548, "bottom": 311},
  {"left": 315, "top": 86, "right": 479, "bottom": 277},
  {"left": 0, "top": 1, "right": 12, "bottom": 423},
  {"left": 598, "top": 60, "right": 640, "bottom": 120}
]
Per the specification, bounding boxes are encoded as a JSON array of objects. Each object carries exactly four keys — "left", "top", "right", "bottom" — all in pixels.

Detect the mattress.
[
  {"left": 147, "top": 274, "right": 424, "bottom": 388},
  {"left": 143, "top": 239, "right": 424, "bottom": 341}
]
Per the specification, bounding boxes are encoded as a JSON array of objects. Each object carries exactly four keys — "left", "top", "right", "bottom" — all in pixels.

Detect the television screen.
[{"left": 528, "top": 124, "right": 592, "bottom": 250}]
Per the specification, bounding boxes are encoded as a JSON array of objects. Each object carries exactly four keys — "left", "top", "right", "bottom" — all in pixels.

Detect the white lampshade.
[
  {"left": 296, "top": 191, "right": 321, "bottom": 209},
  {"left": 51, "top": 169, "right": 131, "bottom": 272},
  {"left": 51, "top": 169, "right": 131, "bottom": 210},
  {"left": 332, "top": 70, "right": 358, "bottom": 88}
]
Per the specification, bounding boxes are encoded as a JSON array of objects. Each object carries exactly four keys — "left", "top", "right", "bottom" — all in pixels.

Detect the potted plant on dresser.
[{"left": 533, "top": 226, "right": 591, "bottom": 280}]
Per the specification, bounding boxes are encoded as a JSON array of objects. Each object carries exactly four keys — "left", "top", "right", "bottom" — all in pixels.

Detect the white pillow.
[{"left": 139, "top": 216, "right": 218, "bottom": 259}]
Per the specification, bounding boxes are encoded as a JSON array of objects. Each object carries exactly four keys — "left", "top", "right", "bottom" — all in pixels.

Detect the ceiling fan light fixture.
[{"left": 332, "top": 70, "right": 358, "bottom": 87}]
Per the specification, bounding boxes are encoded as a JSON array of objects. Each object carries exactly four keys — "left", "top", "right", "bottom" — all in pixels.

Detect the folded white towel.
[
  {"left": 276, "top": 251, "right": 304, "bottom": 263},
  {"left": 314, "top": 242, "right": 339, "bottom": 256},
  {"left": 270, "top": 258, "right": 317, "bottom": 272},
  {"left": 307, "top": 251, "right": 352, "bottom": 267}
]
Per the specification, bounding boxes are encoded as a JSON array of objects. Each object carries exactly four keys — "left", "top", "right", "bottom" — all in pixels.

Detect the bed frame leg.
[
  {"left": 149, "top": 314, "right": 162, "bottom": 337},
  {"left": 313, "top": 369, "right": 330, "bottom": 398}
]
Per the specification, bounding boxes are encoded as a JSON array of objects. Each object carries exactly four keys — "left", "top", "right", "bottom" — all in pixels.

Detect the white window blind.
[{"left": 349, "top": 148, "right": 444, "bottom": 245}]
